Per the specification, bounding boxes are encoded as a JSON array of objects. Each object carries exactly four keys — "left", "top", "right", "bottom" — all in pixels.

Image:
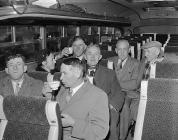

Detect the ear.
[
  {"left": 5, "top": 68, "right": 9, "bottom": 74},
  {"left": 99, "top": 55, "right": 102, "bottom": 60},
  {"left": 24, "top": 65, "right": 27, "bottom": 72}
]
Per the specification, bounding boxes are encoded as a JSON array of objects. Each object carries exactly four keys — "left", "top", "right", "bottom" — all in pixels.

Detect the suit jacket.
[
  {"left": 108, "top": 56, "right": 140, "bottom": 95},
  {"left": 138, "top": 57, "right": 164, "bottom": 83},
  {"left": 0, "top": 73, "right": 44, "bottom": 97},
  {"left": 93, "top": 65, "right": 124, "bottom": 112},
  {"left": 57, "top": 81, "right": 109, "bottom": 140}
]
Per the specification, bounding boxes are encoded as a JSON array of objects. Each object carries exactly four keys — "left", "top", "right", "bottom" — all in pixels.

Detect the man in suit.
[
  {"left": 0, "top": 54, "right": 43, "bottom": 97},
  {"left": 46, "top": 57, "right": 109, "bottom": 140},
  {"left": 55, "top": 36, "right": 87, "bottom": 71},
  {"left": 108, "top": 39, "right": 140, "bottom": 140},
  {"left": 84, "top": 44, "right": 124, "bottom": 140},
  {"left": 138, "top": 41, "right": 164, "bottom": 81}
]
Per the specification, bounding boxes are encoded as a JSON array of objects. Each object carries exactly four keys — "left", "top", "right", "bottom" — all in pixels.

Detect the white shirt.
[
  {"left": 70, "top": 81, "right": 84, "bottom": 97},
  {"left": 11, "top": 79, "right": 23, "bottom": 93}
]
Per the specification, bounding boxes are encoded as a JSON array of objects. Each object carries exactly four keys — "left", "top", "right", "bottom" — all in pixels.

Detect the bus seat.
[
  {"left": 0, "top": 71, "right": 7, "bottom": 79},
  {"left": 28, "top": 71, "right": 48, "bottom": 82},
  {"left": 149, "top": 62, "right": 178, "bottom": 79},
  {"left": 134, "top": 79, "right": 178, "bottom": 140},
  {"left": 26, "top": 62, "right": 38, "bottom": 72},
  {"left": 99, "top": 59, "right": 108, "bottom": 67},
  {"left": 101, "top": 50, "right": 117, "bottom": 59},
  {"left": 0, "top": 95, "right": 62, "bottom": 140},
  {"left": 27, "top": 71, "right": 61, "bottom": 82},
  {"left": 155, "top": 63, "right": 178, "bottom": 79}
]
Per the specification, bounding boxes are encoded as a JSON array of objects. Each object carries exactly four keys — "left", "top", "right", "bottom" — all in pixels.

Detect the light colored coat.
[{"left": 57, "top": 81, "right": 109, "bottom": 140}]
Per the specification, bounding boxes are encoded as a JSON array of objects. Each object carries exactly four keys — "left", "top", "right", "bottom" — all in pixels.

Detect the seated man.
[
  {"left": 36, "top": 49, "right": 56, "bottom": 74},
  {"left": 43, "top": 58, "right": 109, "bottom": 140},
  {"left": 138, "top": 41, "right": 164, "bottom": 81},
  {"left": 55, "top": 36, "right": 87, "bottom": 71},
  {"left": 108, "top": 39, "right": 140, "bottom": 140},
  {"left": 84, "top": 44, "right": 125, "bottom": 140},
  {"left": 0, "top": 54, "right": 43, "bottom": 97}
]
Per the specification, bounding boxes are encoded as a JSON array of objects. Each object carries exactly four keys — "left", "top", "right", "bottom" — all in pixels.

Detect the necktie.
[
  {"left": 120, "top": 61, "right": 123, "bottom": 69},
  {"left": 117, "top": 59, "right": 123, "bottom": 70},
  {"left": 143, "top": 62, "right": 150, "bottom": 80},
  {"left": 14, "top": 82, "right": 20, "bottom": 96},
  {"left": 89, "top": 70, "right": 95, "bottom": 77},
  {"left": 66, "top": 89, "right": 73, "bottom": 103}
]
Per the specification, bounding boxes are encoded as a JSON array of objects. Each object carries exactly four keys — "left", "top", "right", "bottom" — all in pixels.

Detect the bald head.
[{"left": 115, "top": 40, "right": 130, "bottom": 60}]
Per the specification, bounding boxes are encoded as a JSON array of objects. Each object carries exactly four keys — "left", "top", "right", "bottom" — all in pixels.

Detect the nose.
[{"left": 13, "top": 65, "right": 18, "bottom": 70}]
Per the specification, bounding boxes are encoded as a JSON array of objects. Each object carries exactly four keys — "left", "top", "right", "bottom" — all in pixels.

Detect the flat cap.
[{"left": 142, "top": 41, "right": 162, "bottom": 49}]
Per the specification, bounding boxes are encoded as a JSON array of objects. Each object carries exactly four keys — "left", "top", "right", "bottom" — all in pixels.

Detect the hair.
[
  {"left": 86, "top": 44, "right": 101, "bottom": 55},
  {"left": 5, "top": 53, "right": 25, "bottom": 67},
  {"left": 37, "top": 49, "right": 55, "bottom": 64},
  {"left": 70, "top": 36, "right": 86, "bottom": 46},
  {"left": 62, "top": 57, "right": 85, "bottom": 77}
]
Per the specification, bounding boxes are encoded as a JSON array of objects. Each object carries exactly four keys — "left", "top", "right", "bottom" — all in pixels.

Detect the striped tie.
[{"left": 14, "top": 82, "right": 20, "bottom": 96}]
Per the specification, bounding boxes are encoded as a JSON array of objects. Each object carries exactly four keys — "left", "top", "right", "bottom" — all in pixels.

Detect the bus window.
[
  {"left": 0, "top": 26, "right": 41, "bottom": 71},
  {"left": 46, "top": 25, "right": 61, "bottom": 52}
]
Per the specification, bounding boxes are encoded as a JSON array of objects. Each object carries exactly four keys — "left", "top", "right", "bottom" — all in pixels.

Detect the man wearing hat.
[{"left": 138, "top": 41, "right": 164, "bottom": 81}]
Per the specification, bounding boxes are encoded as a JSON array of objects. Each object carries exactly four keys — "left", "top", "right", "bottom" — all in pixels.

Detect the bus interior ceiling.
[{"left": 0, "top": 0, "right": 178, "bottom": 71}]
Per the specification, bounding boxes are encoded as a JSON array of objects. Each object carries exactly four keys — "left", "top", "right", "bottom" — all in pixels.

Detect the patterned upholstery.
[
  {"left": 28, "top": 71, "right": 61, "bottom": 82},
  {"left": 0, "top": 95, "right": 62, "bottom": 140},
  {"left": 134, "top": 79, "right": 178, "bottom": 140},
  {"left": 156, "top": 63, "right": 178, "bottom": 79}
]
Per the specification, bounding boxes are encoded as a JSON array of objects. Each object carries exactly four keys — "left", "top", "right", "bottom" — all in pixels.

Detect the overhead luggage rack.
[{"left": 0, "top": 5, "right": 131, "bottom": 26}]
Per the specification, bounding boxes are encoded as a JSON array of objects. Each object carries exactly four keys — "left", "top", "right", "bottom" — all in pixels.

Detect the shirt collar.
[
  {"left": 118, "top": 57, "right": 128, "bottom": 67},
  {"left": 41, "top": 65, "right": 50, "bottom": 73},
  {"left": 76, "top": 55, "right": 84, "bottom": 61},
  {"left": 11, "top": 77, "right": 24, "bottom": 92},
  {"left": 70, "top": 81, "right": 84, "bottom": 96}
]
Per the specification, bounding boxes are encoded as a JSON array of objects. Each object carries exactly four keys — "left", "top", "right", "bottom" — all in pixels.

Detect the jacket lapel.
[
  {"left": 18, "top": 74, "right": 31, "bottom": 96},
  {"left": 94, "top": 65, "right": 105, "bottom": 87},
  {"left": 63, "top": 81, "right": 89, "bottom": 109},
  {"left": 115, "top": 56, "right": 132, "bottom": 80},
  {"left": 4, "top": 77, "right": 14, "bottom": 96}
]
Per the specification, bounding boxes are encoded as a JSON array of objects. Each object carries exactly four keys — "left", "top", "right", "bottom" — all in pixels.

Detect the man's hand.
[
  {"left": 61, "top": 47, "right": 72, "bottom": 57},
  {"left": 61, "top": 113, "right": 75, "bottom": 127}
]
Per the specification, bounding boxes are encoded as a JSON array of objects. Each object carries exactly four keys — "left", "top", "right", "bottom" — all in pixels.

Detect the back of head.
[{"left": 37, "top": 49, "right": 55, "bottom": 65}]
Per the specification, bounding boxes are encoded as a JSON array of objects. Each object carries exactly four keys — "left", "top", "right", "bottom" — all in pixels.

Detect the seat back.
[
  {"left": 28, "top": 71, "right": 61, "bottom": 82},
  {"left": 150, "top": 62, "right": 178, "bottom": 79},
  {"left": 0, "top": 95, "right": 62, "bottom": 140},
  {"left": 134, "top": 78, "right": 178, "bottom": 140}
]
